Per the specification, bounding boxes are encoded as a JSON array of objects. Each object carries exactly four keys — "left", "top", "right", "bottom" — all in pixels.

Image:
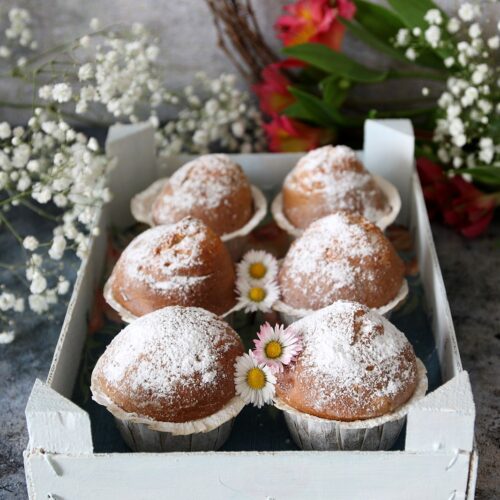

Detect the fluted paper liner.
[
  {"left": 114, "top": 415, "right": 235, "bottom": 452},
  {"left": 271, "top": 174, "right": 402, "bottom": 239},
  {"left": 274, "top": 359, "right": 427, "bottom": 451},
  {"left": 91, "top": 385, "right": 245, "bottom": 451},
  {"left": 103, "top": 273, "right": 235, "bottom": 325},
  {"left": 130, "top": 177, "right": 267, "bottom": 260},
  {"left": 273, "top": 279, "right": 409, "bottom": 325}
]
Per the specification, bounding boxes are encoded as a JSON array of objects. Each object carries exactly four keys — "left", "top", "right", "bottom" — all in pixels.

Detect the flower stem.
[
  {"left": 0, "top": 212, "right": 24, "bottom": 246},
  {"left": 19, "top": 199, "right": 60, "bottom": 222},
  {"left": 0, "top": 262, "right": 30, "bottom": 288},
  {"left": 0, "top": 100, "right": 35, "bottom": 110},
  {"left": 0, "top": 190, "right": 31, "bottom": 207}
]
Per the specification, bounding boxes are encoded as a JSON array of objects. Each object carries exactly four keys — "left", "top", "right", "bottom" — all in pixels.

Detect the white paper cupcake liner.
[
  {"left": 103, "top": 273, "right": 236, "bottom": 325},
  {"left": 130, "top": 178, "right": 267, "bottom": 261},
  {"left": 272, "top": 279, "right": 409, "bottom": 325},
  {"left": 271, "top": 174, "right": 402, "bottom": 239},
  {"left": 274, "top": 359, "right": 427, "bottom": 451},
  {"left": 114, "top": 415, "right": 235, "bottom": 452},
  {"left": 91, "top": 387, "right": 245, "bottom": 452}
]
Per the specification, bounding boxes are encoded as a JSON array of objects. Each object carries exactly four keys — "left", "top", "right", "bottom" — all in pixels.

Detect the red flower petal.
[{"left": 460, "top": 210, "right": 494, "bottom": 238}]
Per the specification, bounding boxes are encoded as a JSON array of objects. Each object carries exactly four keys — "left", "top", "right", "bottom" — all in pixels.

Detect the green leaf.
[
  {"left": 385, "top": 0, "right": 444, "bottom": 29},
  {"left": 354, "top": 0, "right": 405, "bottom": 38},
  {"left": 354, "top": 0, "right": 444, "bottom": 69},
  {"left": 320, "top": 75, "right": 349, "bottom": 107},
  {"left": 284, "top": 43, "right": 388, "bottom": 83},
  {"left": 283, "top": 101, "right": 325, "bottom": 124},
  {"left": 341, "top": 19, "right": 408, "bottom": 63},
  {"left": 287, "top": 87, "right": 337, "bottom": 127},
  {"left": 385, "top": 0, "right": 453, "bottom": 61},
  {"left": 454, "top": 167, "right": 500, "bottom": 187},
  {"left": 288, "top": 86, "right": 363, "bottom": 127}
]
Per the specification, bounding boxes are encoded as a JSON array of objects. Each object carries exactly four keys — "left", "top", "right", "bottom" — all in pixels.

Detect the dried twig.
[{"left": 204, "top": 0, "right": 280, "bottom": 84}]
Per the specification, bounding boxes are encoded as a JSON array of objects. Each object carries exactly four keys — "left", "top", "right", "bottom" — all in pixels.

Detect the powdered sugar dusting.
[
  {"left": 285, "top": 145, "right": 388, "bottom": 222},
  {"left": 116, "top": 218, "right": 209, "bottom": 300},
  {"left": 157, "top": 154, "right": 248, "bottom": 211},
  {"left": 293, "top": 145, "right": 358, "bottom": 174},
  {"left": 283, "top": 301, "right": 416, "bottom": 414},
  {"left": 98, "top": 306, "right": 238, "bottom": 411},
  {"left": 279, "top": 213, "right": 387, "bottom": 308}
]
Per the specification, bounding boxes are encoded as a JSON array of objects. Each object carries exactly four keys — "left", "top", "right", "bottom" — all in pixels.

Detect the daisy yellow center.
[
  {"left": 248, "top": 287, "right": 266, "bottom": 303},
  {"left": 265, "top": 340, "right": 282, "bottom": 359},
  {"left": 249, "top": 262, "right": 267, "bottom": 279},
  {"left": 247, "top": 367, "right": 266, "bottom": 389}
]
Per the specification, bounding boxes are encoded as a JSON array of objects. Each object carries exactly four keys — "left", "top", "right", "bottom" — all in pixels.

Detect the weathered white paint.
[
  {"left": 25, "top": 380, "right": 93, "bottom": 454},
  {"left": 106, "top": 122, "right": 157, "bottom": 227},
  {"left": 363, "top": 119, "right": 414, "bottom": 223},
  {"left": 406, "top": 371, "right": 475, "bottom": 453},
  {"left": 45, "top": 205, "right": 108, "bottom": 398},
  {"left": 409, "top": 170, "right": 463, "bottom": 382},
  {"left": 24, "top": 449, "right": 472, "bottom": 500},
  {"left": 24, "top": 120, "right": 477, "bottom": 498}
]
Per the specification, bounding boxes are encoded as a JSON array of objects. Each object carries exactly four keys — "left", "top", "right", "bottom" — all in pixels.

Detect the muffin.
[
  {"left": 274, "top": 301, "right": 427, "bottom": 450},
  {"left": 281, "top": 145, "right": 390, "bottom": 230},
  {"left": 105, "top": 216, "right": 236, "bottom": 320},
  {"left": 275, "top": 212, "right": 406, "bottom": 321},
  {"left": 152, "top": 154, "right": 254, "bottom": 235},
  {"left": 91, "top": 306, "right": 245, "bottom": 451}
]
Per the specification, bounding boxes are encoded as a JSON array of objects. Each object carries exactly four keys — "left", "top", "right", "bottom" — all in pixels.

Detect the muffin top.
[
  {"left": 282, "top": 145, "right": 389, "bottom": 229},
  {"left": 275, "top": 301, "right": 418, "bottom": 421},
  {"left": 91, "top": 306, "right": 244, "bottom": 423},
  {"left": 278, "top": 212, "right": 405, "bottom": 310},
  {"left": 109, "top": 217, "right": 236, "bottom": 317},
  {"left": 152, "top": 154, "right": 254, "bottom": 235}
]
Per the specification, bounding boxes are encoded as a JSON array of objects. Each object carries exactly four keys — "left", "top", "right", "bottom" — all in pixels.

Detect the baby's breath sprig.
[
  {"left": 155, "top": 72, "right": 266, "bottom": 157},
  {"left": 394, "top": 3, "right": 499, "bottom": 180},
  {"left": 0, "top": 108, "right": 115, "bottom": 342}
]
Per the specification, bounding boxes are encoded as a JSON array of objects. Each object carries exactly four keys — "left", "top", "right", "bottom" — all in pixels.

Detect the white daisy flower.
[
  {"left": 235, "top": 276, "right": 280, "bottom": 313},
  {"left": 234, "top": 351, "right": 276, "bottom": 408},
  {"left": 236, "top": 250, "right": 278, "bottom": 284},
  {"left": 253, "top": 323, "right": 302, "bottom": 373}
]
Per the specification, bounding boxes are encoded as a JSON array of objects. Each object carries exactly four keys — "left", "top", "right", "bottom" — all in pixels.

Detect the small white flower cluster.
[
  {"left": 22, "top": 253, "right": 70, "bottom": 315},
  {"left": 0, "top": 7, "right": 38, "bottom": 65},
  {"left": 394, "top": 10, "right": 446, "bottom": 59},
  {"left": 3, "top": 9, "right": 263, "bottom": 156},
  {"left": 394, "top": 4, "right": 499, "bottom": 171},
  {"left": 156, "top": 72, "right": 266, "bottom": 157},
  {"left": 38, "top": 20, "right": 172, "bottom": 122},
  {"left": 0, "top": 291, "right": 24, "bottom": 314},
  {"left": 0, "top": 109, "right": 115, "bottom": 339}
]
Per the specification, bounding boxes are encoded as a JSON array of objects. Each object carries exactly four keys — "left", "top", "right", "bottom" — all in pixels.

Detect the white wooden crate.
[{"left": 23, "top": 120, "right": 477, "bottom": 500}]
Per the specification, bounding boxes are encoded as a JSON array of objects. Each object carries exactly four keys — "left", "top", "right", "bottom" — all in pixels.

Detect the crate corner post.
[
  {"left": 25, "top": 378, "right": 93, "bottom": 455},
  {"left": 363, "top": 119, "right": 415, "bottom": 222},
  {"left": 105, "top": 122, "right": 157, "bottom": 228},
  {"left": 406, "top": 370, "right": 475, "bottom": 453}
]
